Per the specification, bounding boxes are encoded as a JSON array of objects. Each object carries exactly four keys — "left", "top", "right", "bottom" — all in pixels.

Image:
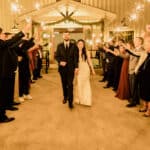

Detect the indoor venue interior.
[{"left": 0, "top": 0, "right": 150, "bottom": 150}]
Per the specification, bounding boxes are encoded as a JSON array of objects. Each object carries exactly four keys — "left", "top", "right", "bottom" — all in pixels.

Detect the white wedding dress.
[{"left": 74, "top": 56, "right": 92, "bottom": 106}]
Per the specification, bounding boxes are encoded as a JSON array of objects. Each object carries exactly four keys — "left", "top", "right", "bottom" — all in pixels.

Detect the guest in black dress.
[{"left": 139, "top": 36, "right": 150, "bottom": 117}]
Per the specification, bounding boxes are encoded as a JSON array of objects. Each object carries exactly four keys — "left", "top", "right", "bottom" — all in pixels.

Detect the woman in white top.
[{"left": 74, "top": 39, "right": 95, "bottom": 106}]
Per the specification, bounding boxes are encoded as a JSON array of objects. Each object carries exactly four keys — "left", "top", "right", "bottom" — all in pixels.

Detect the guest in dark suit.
[
  {"left": 0, "top": 24, "right": 30, "bottom": 123},
  {"left": 3, "top": 32, "right": 22, "bottom": 110},
  {"left": 0, "top": 28, "right": 25, "bottom": 123},
  {"left": 103, "top": 41, "right": 115, "bottom": 88},
  {"left": 55, "top": 32, "right": 79, "bottom": 109},
  {"left": 131, "top": 36, "right": 150, "bottom": 117}
]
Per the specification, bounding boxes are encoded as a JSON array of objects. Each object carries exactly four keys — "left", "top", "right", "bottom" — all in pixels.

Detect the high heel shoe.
[
  {"left": 143, "top": 113, "right": 150, "bottom": 117},
  {"left": 139, "top": 109, "right": 147, "bottom": 112},
  {"left": 143, "top": 109, "right": 150, "bottom": 117}
]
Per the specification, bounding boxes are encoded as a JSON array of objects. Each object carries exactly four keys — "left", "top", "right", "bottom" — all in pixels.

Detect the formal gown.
[
  {"left": 74, "top": 56, "right": 92, "bottom": 106},
  {"left": 140, "top": 54, "right": 150, "bottom": 101},
  {"left": 115, "top": 58, "right": 130, "bottom": 100}
]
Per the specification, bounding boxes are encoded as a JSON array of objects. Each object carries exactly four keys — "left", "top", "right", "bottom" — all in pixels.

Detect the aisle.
[{"left": 0, "top": 69, "right": 150, "bottom": 150}]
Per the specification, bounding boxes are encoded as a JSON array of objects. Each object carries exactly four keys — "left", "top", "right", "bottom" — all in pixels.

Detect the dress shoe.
[
  {"left": 33, "top": 77, "right": 37, "bottom": 80},
  {"left": 30, "top": 80, "right": 35, "bottom": 84},
  {"left": 69, "top": 103, "right": 74, "bottom": 109},
  {"left": 63, "top": 99, "right": 67, "bottom": 104},
  {"left": 0, "top": 117, "right": 15, "bottom": 123},
  {"left": 38, "top": 76, "right": 43, "bottom": 78},
  {"left": 103, "top": 85, "right": 110, "bottom": 89},
  {"left": 112, "top": 88, "right": 117, "bottom": 91},
  {"left": 126, "top": 103, "right": 136, "bottom": 107},
  {"left": 24, "top": 94, "right": 32, "bottom": 100},
  {"left": 139, "top": 109, "right": 147, "bottom": 112},
  {"left": 12, "top": 102, "right": 21, "bottom": 106},
  {"left": 143, "top": 114, "right": 150, "bottom": 117},
  {"left": 6, "top": 106, "right": 18, "bottom": 111}
]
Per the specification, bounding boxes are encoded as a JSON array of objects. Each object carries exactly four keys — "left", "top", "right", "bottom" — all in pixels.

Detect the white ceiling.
[{"left": 18, "top": 0, "right": 116, "bottom": 25}]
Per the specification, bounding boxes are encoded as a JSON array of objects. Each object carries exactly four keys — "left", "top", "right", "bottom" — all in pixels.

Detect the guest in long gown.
[
  {"left": 139, "top": 36, "right": 150, "bottom": 116},
  {"left": 115, "top": 41, "right": 134, "bottom": 100},
  {"left": 74, "top": 39, "right": 95, "bottom": 106}
]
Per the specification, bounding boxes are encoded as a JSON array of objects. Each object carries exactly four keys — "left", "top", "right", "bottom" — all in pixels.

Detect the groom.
[{"left": 55, "top": 32, "right": 79, "bottom": 109}]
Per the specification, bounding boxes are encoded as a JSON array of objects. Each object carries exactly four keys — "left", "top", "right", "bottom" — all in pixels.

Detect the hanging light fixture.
[{"left": 11, "top": 20, "right": 19, "bottom": 33}]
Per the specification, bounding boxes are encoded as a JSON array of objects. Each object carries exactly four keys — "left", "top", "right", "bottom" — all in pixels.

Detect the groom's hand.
[{"left": 60, "top": 61, "right": 67, "bottom": 66}]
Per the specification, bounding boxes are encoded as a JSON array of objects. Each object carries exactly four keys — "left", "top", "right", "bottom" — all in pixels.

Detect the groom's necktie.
[{"left": 65, "top": 43, "right": 69, "bottom": 53}]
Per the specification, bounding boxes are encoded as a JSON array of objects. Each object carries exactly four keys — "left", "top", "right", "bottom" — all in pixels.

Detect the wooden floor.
[{"left": 0, "top": 69, "right": 150, "bottom": 150}]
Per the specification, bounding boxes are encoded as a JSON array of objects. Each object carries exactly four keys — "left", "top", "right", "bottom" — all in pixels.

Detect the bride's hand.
[{"left": 92, "top": 70, "right": 96, "bottom": 75}]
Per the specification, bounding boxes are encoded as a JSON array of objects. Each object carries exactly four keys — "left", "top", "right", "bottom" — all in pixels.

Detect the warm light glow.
[
  {"left": 49, "top": 42, "right": 52, "bottom": 47},
  {"left": 115, "top": 27, "right": 121, "bottom": 32},
  {"left": 43, "top": 33, "right": 50, "bottom": 39},
  {"left": 99, "top": 33, "right": 103, "bottom": 37},
  {"left": 41, "top": 21, "right": 45, "bottom": 26},
  {"left": 130, "top": 13, "right": 138, "bottom": 21},
  {"left": 42, "top": 26, "right": 47, "bottom": 30},
  {"left": 35, "top": 2, "right": 40, "bottom": 10},
  {"left": 89, "top": 40, "right": 93, "bottom": 45},
  {"left": 92, "top": 33, "right": 96, "bottom": 38},
  {"left": 11, "top": 2, "right": 22, "bottom": 14},
  {"left": 96, "top": 38, "right": 101, "bottom": 43},
  {"left": 136, "top": 4, "right": 144, "bottom": 12},
  {"left": 52, "top": 34, "right": 55, "bottom": 38},
  {"left": 25, "top": 17, "right": 32, "bottom": 23},
  {"left": 11, "top": 3, "right": 19, "bottom": 13},
  {"left": 86, "top": 39, "right": 93, "bottom": 45},
  {"left": 108, "top": 38, "right": 113, "bottom": 42}
]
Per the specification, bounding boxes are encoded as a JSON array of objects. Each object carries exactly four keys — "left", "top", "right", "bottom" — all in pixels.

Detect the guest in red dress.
[{"left": 115, "top": 41, "right": 134, "bottom": 100}]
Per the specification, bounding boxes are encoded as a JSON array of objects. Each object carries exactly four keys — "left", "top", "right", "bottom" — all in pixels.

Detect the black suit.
[
  {"left": 0, "top": 31, "right": 24, "bottom": 119},
  {"left": 55, "top": 42, "right": 79, "bottom": 105}
]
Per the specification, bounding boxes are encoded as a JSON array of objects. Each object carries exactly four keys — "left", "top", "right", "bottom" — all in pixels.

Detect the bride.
[{"left": 74, "top": 39, "right": 95, "bottom": 106}]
